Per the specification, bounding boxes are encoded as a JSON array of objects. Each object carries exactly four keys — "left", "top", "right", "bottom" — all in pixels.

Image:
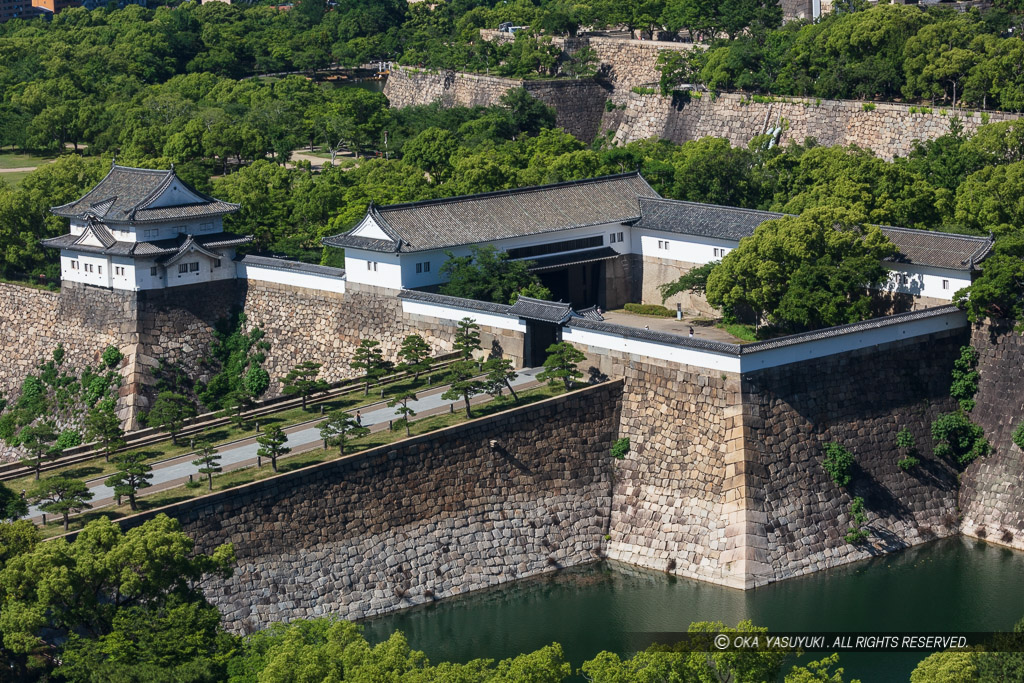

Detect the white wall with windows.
[
  {"left": 344, "top": 249, "right": 403, "bottom": 289},
  {"left": 633, "top": 229, "right": 736, "bottom": 265},
  {"left": 61, "top": 249, "right": 236, "bottom": 290},
  {"left": 878, "top": 263, "right": 971, "bottom": 302},
  {"left": 68, "top": 217, "right": 224, "bottom": 243},
  {"left": 61, "top": 252, "right": 111, "bottom": 288}
]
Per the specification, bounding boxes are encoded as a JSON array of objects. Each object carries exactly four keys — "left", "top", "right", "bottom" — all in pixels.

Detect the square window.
[
  {"left": 610, "top": 233, "right": 617, "bottom": 244},
  {"left": 367, "top": 261, "right": 372, "bottom": 270},
  {"left": 618, "top": 232, "right": 624, "bottom": 242},
  {"left": 71, "top": 261, "right": 78, "bottom": 270},
  {"left": 943, "top": 279, "right": 950, "bottom": 290},
  {"left": 178, "top": 264, "right": 189, "bottom": 274},
  {"left": 151, "top": 267, "right": 158, "bottom": 276},
  {"left": 189, "top": 262, "right": 200, "bottom": 272},
  {"left": 98, "top": 266, "right": 103, "bottom": 275}
]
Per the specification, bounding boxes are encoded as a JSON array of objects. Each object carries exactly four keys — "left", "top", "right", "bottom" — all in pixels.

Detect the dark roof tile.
[
  {"left": 237, "top": 254, "right": 345, "bottom": 278},
  {"left": 508, "top": 297, "right": 574, "bottom": 323},
  {"left": 398, "top": 289, "right": 514, "bottom": 316},
  {"left": 326, "top": 173, "right": 659, "bottom": 253},
  {"left": 51, "top": 165, "right": 239, "bottom": 223}
]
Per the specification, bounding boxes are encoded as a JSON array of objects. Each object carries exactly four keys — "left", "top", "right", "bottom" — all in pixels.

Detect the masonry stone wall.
[
  {"left": 240, "top": 281, "right": 524, "bottom": 397},
  {"left": 573, "top": 328, "right": 966, "bottom": 588},
  {"left": 742, "top": 329, "right": 966, "bottom": 584},
  {"left": 603, "top": 356, "right": 746, "bottom": 585},
  {"left": 383, "top": 68, "right": 608, "bottom": 141},
  {"left": 100, "top": 382, "right": 622, "bottom": 632},
  {"left": 612, "top": 92, "right": 1020, "bottom": 161},
  {"left": 960, "top": 320, "right": 1024, "bottom": 551}
]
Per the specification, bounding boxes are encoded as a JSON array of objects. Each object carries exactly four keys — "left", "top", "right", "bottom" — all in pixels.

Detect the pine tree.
[
  {"left": 318, "top": 410, "right": 369, "bottom": 455},
  {"left": 441, "top": 360, "right": 486, "bottom": 418},
  {"left": 17, "top": 422, "right": 59, "bottom": 480},
  {"left": 398, "top": 334, "right": 432, "bottom": 381},
  {"left": 453, "top": 318, "right": 481, "bottom": 360},
  {"left": 256, "top": 425, "right": 290, "bottom": 472},
  {"left": 105, "top": 452, "right": 153, "bottom": 511},
  {"left": 387, "top": 390, "right": 418, "bottom": 437},
  {"left": 280, "top": 361, "right": 329, "bottom": 409},
  {"left": 147, "top": 392, "right": 196, "bottom": 445},
  {"left": 537, "top": 342, "right": 586, "bottom": 391},
  {"left": 85, "top": 399, "right": 125, "bottom": 462},
  {"left": 29, "top": 476, "right": 94, "bottom": 531},
  {"left": 483, "top": 357, "right": 519, "bottom": 402},
  {"left": 191, "top": 440, "right": 222, "bottom": 491},
  {"left": 349, "top": 340, "right": 393, "bottom": 395}
]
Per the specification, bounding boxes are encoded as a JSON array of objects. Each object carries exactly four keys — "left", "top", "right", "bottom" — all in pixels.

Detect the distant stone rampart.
[{"left": 611, "top": 92, "right": 1020, "bottom": 161}]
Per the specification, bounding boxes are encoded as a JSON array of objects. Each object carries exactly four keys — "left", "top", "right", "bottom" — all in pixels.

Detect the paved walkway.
[
  {"left": 28, "top": 368, "right": 542, "bottom": 522},
  {"left": 602, "top": 310, "right": 745, "bottom": 344}
]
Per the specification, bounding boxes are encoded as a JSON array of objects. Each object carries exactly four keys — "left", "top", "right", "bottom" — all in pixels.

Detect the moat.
[{"left": 363, "top": 537, "right": 1024, "bottom": 682}]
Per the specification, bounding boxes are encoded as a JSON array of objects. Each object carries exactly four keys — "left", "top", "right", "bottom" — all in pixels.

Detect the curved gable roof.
[{"left": 51, "top": 164, "right": 239, "bottom": 224}]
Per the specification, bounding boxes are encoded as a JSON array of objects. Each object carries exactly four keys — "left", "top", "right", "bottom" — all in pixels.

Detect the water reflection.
[{"left": 362, "top": 537, "right": 1024, "bottom": 681}]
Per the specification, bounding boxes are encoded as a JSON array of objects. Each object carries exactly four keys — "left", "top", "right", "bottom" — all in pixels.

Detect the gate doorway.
[{"left": 524, "top": 320, "right": 559, "bottom": 368}]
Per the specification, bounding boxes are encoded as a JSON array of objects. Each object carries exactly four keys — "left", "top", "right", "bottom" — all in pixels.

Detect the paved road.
[{"left": 28, "top": 367, "right": 542, "bottom": 522}]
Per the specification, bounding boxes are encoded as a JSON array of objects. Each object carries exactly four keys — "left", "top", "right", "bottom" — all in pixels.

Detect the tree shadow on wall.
[{"left": 849, "top": 463, "right": 913, "bottom": 521}]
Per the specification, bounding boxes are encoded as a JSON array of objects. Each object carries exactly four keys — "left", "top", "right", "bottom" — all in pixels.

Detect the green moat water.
[{"left": 363, "top": 537, "right": 1024, "bottom": 682}]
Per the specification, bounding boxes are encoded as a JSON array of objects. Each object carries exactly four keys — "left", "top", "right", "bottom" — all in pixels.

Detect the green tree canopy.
[{"left": 705, "top": 208, "right": 897, "bottom": 333}]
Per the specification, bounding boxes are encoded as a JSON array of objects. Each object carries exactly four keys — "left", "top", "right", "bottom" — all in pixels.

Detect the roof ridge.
[
  {"left": 376, "top": 172, "right": 650, "bottom": 213},
  {"left": 641, "top": 196, "right": 788, "bottom": 218},
  {"left": 877, "top": 224, "right": 992, "bottom": 241}
]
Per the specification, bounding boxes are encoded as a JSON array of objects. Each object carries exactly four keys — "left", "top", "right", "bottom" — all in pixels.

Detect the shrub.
[
  {"left": 896, "top": 428, "right": 919, "bottom": 471},
  {"left": 610, "top": 437, "right": 630, "bottom": 460},
  {"left": 822, "top": 442, "right": 855, "bottom": 487},
  {"left": 101, "top": 345, "right": 124, "bottom": 369},
  {"left": 981, "top": 112, "right": 990, "bottom": 124},
  {"left": 844, "top": 496, "right": 870, "bottom": 545},
  {"left": 949, "top": 345, "right": 980, "bottom": 412},
  {"left": 604, "top": 99, "right": 615, "bottom": 112},
  {"left": 630, "top": 86, "right": 658, "bottom": 95},
  {"left": 931, "top": 411, "right": 990, "bottom": 466},
  {"left": 897, "top": 456, "right": 920, "bottom": 471},
  {"left": 1014, "top": 422, "right": 1024, "bottom": 451},
  {"left": 55, "top": 429, "right": 82, "bottom": 450},
  {"left": 862, "top": 102, "right": 876, "bottom": 112},
  {"left": 624, "top": 303, "right": 675, "bottom": 317}
]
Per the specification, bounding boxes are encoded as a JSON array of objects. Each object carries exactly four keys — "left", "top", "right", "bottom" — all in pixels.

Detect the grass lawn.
[
  {"left": 38, "top": 383, "right": 567, "bottom": 539},
  {"left": 0, "top": 170, "right": 33, "bottom": 187},
  {"left": 7, "top": 371, "right": 451, "bottom": 495},
  {"left": 0, "top": 151, "right": 56, "bottom": 169},
  {"left": 716, "top": 322, "right": 758, "bottom": 342}
]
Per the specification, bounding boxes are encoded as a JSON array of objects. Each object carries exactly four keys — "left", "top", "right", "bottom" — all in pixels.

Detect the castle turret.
[{"left": 43, "top": 163, "right": 252, "bottom": 291}]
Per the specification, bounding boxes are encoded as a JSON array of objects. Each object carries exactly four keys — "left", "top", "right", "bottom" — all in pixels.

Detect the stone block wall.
[
  {"left": 742, "top": 329, "right": 966, "bottom": 583},
  {"left": 101, "top": 381, "right": 622, "bottom": 632},
  {"left": 241, "top": 281, "right": 524, "bottom": 396},
  {"left": 603, "top": 355, "right": 745, "bottom": 585},
  {"left": 638, "top": 255, "right": 717, "bottom": 316},
  {"left": 383, "top": 68, "right": 607, "bottom": 141},
  {"left": 613, "top": 92, "right": 1020, "bottom": 161},
  {"left": 960, "top": 320, "right": 1024, "bottom": 550}
]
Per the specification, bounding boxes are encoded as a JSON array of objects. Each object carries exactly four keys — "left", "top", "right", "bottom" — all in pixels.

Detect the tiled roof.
[
  {"left": 321, "top": 234, "right": 398, "bottom": 252},
  {"left": 42, "top": 229, "right": 252, "bottom": 259},
  {"left": 567, "top": 317, "right": 742, "bottom": 354},
  {"left": 525, "top": 246, "right": 620, "bottom": 272},
  {"left": 51, "top": 164, "right": 239, "bottom": 224},
  {"left": 879, "top": 226, "right": 993, "bottom": 271},
  {"left": 325, "top": 173, "right": 659, "bottom": 253},
  {"left": 634, "top": 197, "right": 992, "bottom": 271},
  {"left": 737, "top": 305, "right": 963, "bottom": 353},
  {"left": 397, "top": 289, "right": 515, "bottom": 316},
  {"left": 508, "top": 297, "right": 574, "bottom": 323},
  {"left": 577, "top": 305, "right": 605, "bottom": 321},
  {"left": 237, "top": 254, "right": 346, "bottom": 278},
  {"left": 633, "top": 197, "right": 782, "bottom": 241}
]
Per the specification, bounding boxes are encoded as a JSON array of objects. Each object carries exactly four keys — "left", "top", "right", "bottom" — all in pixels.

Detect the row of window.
[
  {"left": 69, "top": 260, "right": 220, "bottom": 277},
  {"left": 506, "top": 235, "right": 604, "bottom": 260},
  {"left": 609, "top": 232, "right": 625, "bottom": 243},
  {"left": 415, "top": 261, "right": 430, "bottom": 274},
  {"left": 140, "top": 223, "right": 214, "bottom": 240}
]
